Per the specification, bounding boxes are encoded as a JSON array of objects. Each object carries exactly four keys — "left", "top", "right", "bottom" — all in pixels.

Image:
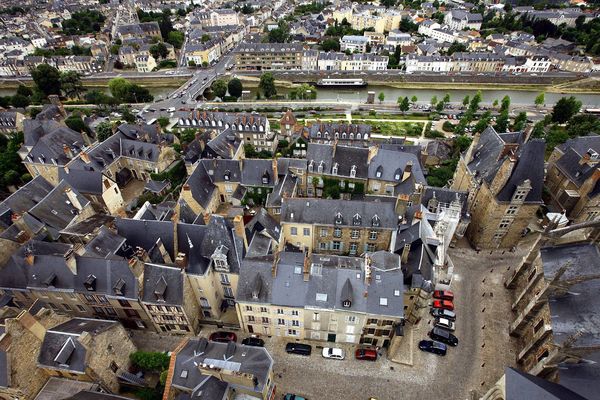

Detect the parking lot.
[{"left": 132, "top": 237, "right": 528, "bottom": 400}]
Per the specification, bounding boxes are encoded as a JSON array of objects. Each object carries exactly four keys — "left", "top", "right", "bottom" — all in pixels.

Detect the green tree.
[
  {"left": 411, "top": 95, "right": 418, "bottom": 103},
  {"left": 474, "top": 110, "right": 492, "bottom": 133},
  {"left": 149, "top": 42, "right": 169, "bottom": 59},
  {"left": 188, "top": 60, "right": 196, "bottom": 67},
  {"left": 462, "top": 95, "right": 470, "bottom": 107},
  {"left": 259, "top": 72, "right": 277, "bottom": 98},
  {"left": 10, "top": 94, "right": 29, "bottom": 108},
  {"left": 493, "top": 99, "right": 499, "bottom": 108},
  {"left": 500, "top": 95, "right": 511, "bottom": 112},
  {"left": 469, "top": 90, "right": 482, "bottom": 112},
  {"left": 534, "top": 92, "right": 545, "bottom": 108},
  {"left": 65, "top": 114, "right": 88, "bottom": 133},
  {"left": 157, "top": 117, "right": 170, "bottom": 128},
  {"left": 320, "top": 38, "right": 340, "bottom": 52},
  {"left": 400, "top": 96, "right": 410, "bottom": 113},
  {"left": 443, "top": 93, "right": 451, "bottom": 104},
  {"left": 381, "top": 0, "right": 396, "bottom": 8},
  {"left": 436, "top": 101, "right": 444, "bottom": 112},
  {"left": 108, "top": 78, "right": 153, "bottom": 103},
  {"left": 95, "top": 121, "right": 113, "bottom": 142},
  {"left": 109, "top": 77, "right": 130, "bottom": 101},
  {"left": 495, "top": 109, "right": 510, "bottom": 132},
  {"left": 60, "top": 71, "right": 85, "bottom": 99},
  {"left": 62, "top": 10, "right": 106, "bottom": 35},
  {"left": 512, "top": 112, "right": 528, "bottom": 131},
  {"left": 430, "top": 95, "right": 438, "bottom": 107},
  {"left": 130, "top": 351, "right": 170, "bottom": 372},
  {"left": 227, "top": 78, "right": 243, "bottom": 98},
  {"left": 167, "top": 30, "right": 184, "bottom": 48},
  {"left": 378, "top": 92, "right": 385, "bottom": 104},
  {"left": 31, "top": 64, "right": 62, "bottom": 96},
  {"left": 552, "top": 96, "right": 582, "bottom": 124},
  {"left": 16, "top": 85, "right": 32, "bottom": 97},
  {"left": 211, "top": 78, "right": 228, "bottom": 99},
  {"left": 447, "top": 41, "right": 467, "bottom": 55},
  {"left": 455, "top": 135, "right": 473, "bottom": 152},
  {"left": 201, "top": 34, "right": 211, "bottom": 43},
  {"left": 268, "top": 21, "right": 290, "bottom": 43}
]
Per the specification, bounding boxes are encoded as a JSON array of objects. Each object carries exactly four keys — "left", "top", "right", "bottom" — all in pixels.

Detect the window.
[
  {"left": 351, "top": 229, "right": 360, "bottom": 239},
  {"left": 303, "top": 228, "right": 310, "bottom": 236},
  {"left": 92, "top": 306, "right": 104, "bottom": 314},
  {"left": 313, "top": 313, "right": 320, "bottom": 321},
  {"left": 333, "top": 228, "right": 342, "bottom": 238},
  {"left": 320, "top": 228, "right": 328, "bottom": 237},
  {"left": 291, "top": 310, "right": 299, "bottom": 316},
  {"left": 84, "top": 294, "right": 96, "bottom": 303},
  {"left": 288, "top": 329, "right": 298, "bottom": 336},
  {"left": 332, "top": 241, "right": 341, "bottom": 250},
  {"left": 290, "top": 227, "right": 297, "bottom": 236},
  {"left": 513, "top": 189, "right": 527, "bottom": 201},
  {"left": 97, "top": 295, "right": 108, "bottom": 304},
  {"left": 310, "top": 263, "right": 322, "bottom": 275},
  {"left": 245, "top": 305, "right": 253, "bottom": 311},
  {"left": 110, "top": 361, "right": 119, "bottom": 373},
  {"left": 223, "top": 287, "right": 234, "bottom": 298},
  {"left": 369, "top": 230, "right": 378, "bottom": 240},
  {"left": 349, "top": 243, "right": 358, "bottom": 255},
  {"left": 106, "top": 307, "right": 117, "bottom": 316},
  {"left": 125, "top": 309, "right": 140, "bottom": 318},
  {"left": 220, "top": 273, "right": 230, "bottom": 285},
  {"left": 118, "top": 299, "right": 131, "bottom": 307},
  {"left": 262, "top": 317, "right": 269, "bottom": 324},
  {"left": 506, "top": 205, "right": 519, "bottom": 215},
  {"left": 499, "top": 218, "right": 511, "bottom": 229},
  {"left": 277, "top": 308, "right": 284, "bottom": 314},
  {"left": 350, "top": 165, "right": 356, "bottom": 178},
  {"left": 260, "top": 307, "right": 268, "bottom": 313},
  {"left": 366, "top": 244, "right": 376, "bottom": 252},
  {"left": 76, "top": 305, "right": 86, "bottom": 312},
  {"left": 62, "top": 304, "right": 72, "bottom": 311},
  {"left": 346, "top": 315, "right": 357, "bottom": 324},
  {"left": 278, "top": 318, "right": 285, "bottom": 325},
  {"left": 379, "top": 297, "right": 388, "bottom": 306},
  {"left": 367, "top": 318, "right": 377, "bottom": 325},
  {"left": 292, "top": 320, "right": 299, "bottom": 326}
]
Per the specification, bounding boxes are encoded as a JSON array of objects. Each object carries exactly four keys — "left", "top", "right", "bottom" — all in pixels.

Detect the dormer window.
[
  {"left": 342, "top": 300, "right": 351, "bottom": 308},
  {"left": 353, "top": 213, "right": 362, "bottom": 226},
  {"left": 224, "top": 170, "right": 230, "bottom": 181},
  {"left": 394, "top": 168, "right": 402, "bottom": 180},
  {"left": 113, "top": 278, "right": 126, "bottom": 296},
  {"left": 334, "top": 212, "right": 343, "bottom": 225},
  {"left": 261, "top": 170, "right": 270, "bottom": 184},
  {"left": 342, "top": 132, "right": 347, "bottom": 139},
  {"left": 154, "top": 276, "right": 167, "bottom": 302},
  {"left": 350, "top": 165, "right": 356, "bottom": 178},
  {"left": 372, "top": 214, "right": 380, "bottom": 227},
  {"left": 317, "top": 161, "right": 324, "bottom": 174},
  {"left": 317, "top": 131, "right": 321, "bottom": 138},
  {"left": 349, "top": 133, "right": 354, "bottom": 140},
  {"left": 332, "top": 163, "right": 338, "bottom": 175},
  {"left": 376, "top": 166, "right": 383, "bottom": 178},
  {"left": 308, "top": 160, "right": 314, "bottom": 173},
  {"left": 84, "top": 274, "right": 96, "bottom": 291}
]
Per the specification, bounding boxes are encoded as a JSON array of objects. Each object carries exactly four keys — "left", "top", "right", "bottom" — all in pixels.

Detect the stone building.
[
  {"left": 279, "top": 109, "right": 298, "bottom": 138},
  {"left": 163, "top": 338, "right": 275, "bottom": 400},
  {"left": 280, "top": 198, "right": 398, "bottom": 255},
  {"left": 305, "top": 122, "right": 371, "bottom": 147},
  {"left": 234, "top": 43, "right": 304, "bottom": 71},
  {"left": 236, "top": 251, "right": 406, "bottom": 347},
  {"left": 451, "top": 127, "right": 545, "bottom": 248},
  {"left": 367, "top": 146, "right": 426, "bottom": 198},
  {"left": 545, "top": 135, "right": 600, "bottom": 223},
  {"left": 504, "top": 239, "right": 600, "bottom": 400}
]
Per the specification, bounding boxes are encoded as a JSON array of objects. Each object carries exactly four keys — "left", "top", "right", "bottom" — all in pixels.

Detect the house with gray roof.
[
  {"left": 451, "top": 126, "right": 545, "bottom": 248},
  {"left": 164, "top": 337, "right": 275, "bottom": 400},
  {"left": 236, "top": 251, "right": 405, "bottom": 347}
]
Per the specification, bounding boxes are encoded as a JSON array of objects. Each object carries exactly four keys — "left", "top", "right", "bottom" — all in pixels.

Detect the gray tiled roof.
[
  {"left": 142, "top": 263, "right": 184, "bottom": 305},
  {"left": 496, "top": 139, "right": 545, "bottom": 203},
  {"left": 306, "top": 143, "right": 369, "bottom": 179},
  {"left": 504, "top": 367, "right": 588, "bottom": 400},
  {"left": 74, "top": 256, "right": 138, "bottom": 300},
  {"left": 368, "top": 148, "right": 426, "bottom": 183}
]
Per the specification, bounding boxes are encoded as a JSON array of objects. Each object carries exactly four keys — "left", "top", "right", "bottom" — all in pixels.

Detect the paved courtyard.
[{"left": 132, "top": 236, "right": 537, "bottom": 400}]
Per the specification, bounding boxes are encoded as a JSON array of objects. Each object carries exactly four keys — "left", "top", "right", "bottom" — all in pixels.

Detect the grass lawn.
[{"left": 361, "top": 121, "right": 424, "bottom": 136}]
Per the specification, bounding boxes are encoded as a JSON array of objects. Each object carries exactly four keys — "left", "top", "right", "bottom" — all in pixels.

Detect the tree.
[
  {"left": 60, "top": 71, "right": 85, "bottom": 99},
  {"left": 552, "top": 96, "right": 582, "bottom": 124},
  {"left": 31, "top": 64, "right": 62, "bottom": 96},
  {"left": 455, "top": 135, "right": 473, "bottom": 152},
  {"left": 130, "top": 351, "right": 170, "bottom": 372},
  {"left": 493, "top": 99, "right": 499, "bottom": 108},
  {"left": 534, "top": 92, "right": 545, "bottom": 108},
  {"left": 149, "top": 42, "right": 168, "bottom": 60},
  {"left": 378, "top": 92, "right": 385, "bottom": 104},
  {"left": 62, "top": 10, "right": 105, "bottom": 35},
  {"left": 469, "top": 90, "right": 482, "bottom": 112},
  {"left": 447, "top": 41, "right": 467, "bottom": 55},
  {"left": 512, "top": 112, "right": 528, "bottom": 131},
  {"left": 157, "top": 117, "right": 170, "bottom": 129},
  {"left": 65, "top": 114, "right": 88, "bottom": 133},
  {"left": 268, "top": 21, "right": 290, "bottom": 43},
  {"left": 381, "top": 0, "right": 395, "bottom": 8},
  {"left": 211, "top": 79, "right": 228, "bottom": 99},
  {"left": 10, "top": 94, "right": 29, "bottom": 108},
  {"left": 474, "top": 110, "right": 492, "bottom": 133},
  {"left": 495, "top": 109, "right": 510, "bottom": 132},
  {"left": 411, "top": 95, "right": 418, "bottom": 103},
  {"left": 188, "top": 60, "right": 196, "bottom": 67},
  {"left": 320, "top": 38, "right": 340, "bottom": 52},
  {"left": 500, "top": 95, "right": 511, "bottom": 112},
  {"left": 201, "top": 34, "right": 211, "bottom": 43},
  {"left": 108, "top": 78, "right": 153, "bottom": 103},
  {"left": 430, "top": 95, "right": 438, "bottom": 107},
  {"left": 16, "top": 85, "right": 32, "bottom": 97},
  {"left": 259, "top": 72, "right": 277, "bottom": 98},
  {"left": 167, "top": 30, "right": 184, "bottom": 48},
  {"left": 436, "top": 101, "right": 444, "bottom": 112},
  {"left": 113, "top": 60, "right": 124, "bottom": 69},
  {"left": 95, "top": 121, "right": 113, "bottom": 142},
  {"left": 109, "top": 78, "right": 131, "bottom": 101},
  {"left": 227, "top": 78, "right": 243, "bottom": 98},
  {"left": 399, "top": 96, "right": 410, "bottom": 113},
  {"left": 462, "top": 95, "right": 470, "bottom": 107},
  {"left": 443, "top": 93, "right": 451, "bottom": 104}
]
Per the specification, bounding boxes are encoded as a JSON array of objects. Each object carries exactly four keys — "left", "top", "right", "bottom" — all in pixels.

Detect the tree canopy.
[
  {"left": 552, "top": 96, "right": 582, "bottom": 124},
  {"left": 259, "top": 73, "right": 277, "bottom": 98},
  {"left": 31, "top": 64, "right": 62, "bottom": 96}
]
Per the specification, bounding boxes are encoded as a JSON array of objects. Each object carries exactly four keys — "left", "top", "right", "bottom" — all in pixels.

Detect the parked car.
[
  {"left": 434, "top": 317, "right": 456, "bottom": 332},
  {"left": 429, "top": 327, "right": 458, "bottom": 347},
  {"left": 418, "top": 340, "right": 447, "bottom": 356},
  {"left": 430, "top": 308, "right": 456, "bottom": 320},
  {"left": 433, "top": 290, "right": 454, "bottom": 301},
  {"left": 355, "top": 348, "right": 377, "bottom": 361},
  {"left": 209, "top": 331, "right": 237, "bottom": 343},
  {"left": 284, "top": 395, "right": 307, "bottom": 400},
  {"left": 285, "top": 343, "right": 312, "bottom": 356},
  {"left": 242, "top": 337, "right": 264, "bottom": 347},
  {"left": 432, "top": 300, "right": 454, "bottom": 311},
  {"left": 322, "top": 347, "right": 345, "bottom": 360}
]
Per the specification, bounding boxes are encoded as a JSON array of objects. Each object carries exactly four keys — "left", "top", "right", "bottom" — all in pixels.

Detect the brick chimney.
[
  {"left": 63, "top": 144, "right": 73, "bottom": 158},
  {"left": 182, "top": 184, "right": 190, "bottom": 191},
  {"left": 233, "top": 214, "right": 248, "bottom": 250},
  {"left": 401, "top": 242, "right": 411, "bottom": 264},
  {"left": 17, "top": 311, "right": 46, "bottom": 341},
  {"left": 402, "top": 161, "right": 413, "bottom": 182},
  {"left": 272, "top": 158, "right": 279, "bottom": 185},
  {"left": 80, "top": 151, "right": 91, "bottom": 164},
  {"left": 175, "top": 252, "right": 188, "bottom": 269},
  {"left": 303, "top": 251, "right": 310, "bottom": 282}
]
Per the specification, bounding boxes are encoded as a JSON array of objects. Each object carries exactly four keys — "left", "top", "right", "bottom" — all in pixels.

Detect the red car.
[
  {"left": 209, "top": 331, "right": 237, "bottom": 343},
  {"left": 433, "top": 290, "right": 454, "bottom": 301},
  {"left": 432, "top": 300, "right": 454, "bottom": 311},
  {"left": 355, "top": 348, "right": 378, "bottom": 361}
]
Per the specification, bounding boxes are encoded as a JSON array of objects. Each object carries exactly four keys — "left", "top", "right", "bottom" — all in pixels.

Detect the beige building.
[
  {"left": 234, "top": 43, "right": 304, "bottom": 71},
  {"left": 452, "top": 127, "right": 545, "bottom": 249},
  {"left": 236, "top": 251, "right": 406, "bottom": 348}
]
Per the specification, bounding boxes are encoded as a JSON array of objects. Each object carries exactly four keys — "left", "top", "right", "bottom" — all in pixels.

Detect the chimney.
[
  {"left": 272, "top": 158, "right": 279, "bottom": 184},
  {"left": 203, "top": 213, "right": 211, "bottom": 224},
  {"left": 80, "top": 151, "right": 91, "bottom": 164},
  {"left": 368, "top": 145, "right": 379, "bottom": 163},
  {"left": 25, "top": 250, "right": 35, "bottom": 266},
  {"left": 65, "top": 187, "right": 82, "bottom": 211},
  {"left": 78, "top": 331, "right": 92, "bottom": 351},
  {"left": 303, "top": 251, "right": 310, "bottom": 282},
  {"left": 182, "top": 184, "right": 190, "bottom": 191},
  {"left": 233, "top": 214, "right": 248, "bottom": 250},
  {"left": 17, "top": 311, "right": 46, "bottom": 341},
  {"left": 332, "top": 138, "right": 338, "bottom": 158},
  {"left": 401, "top": 242, "right": 411, "bottom": 264},
  {"left": 229, "top": 143, "right": 234, "bottom": 158},
  {"left": 63, "top": 144, "right": 73, "bottom": 158},
  {"left": 272, "top": 251, "right": 280, "bottom": 277},
  {"left": 402, "top": 161, "right": 413, "bottom": 182},
  {"left": 364, "top": 259, "right": 372, "bottom": 286}
]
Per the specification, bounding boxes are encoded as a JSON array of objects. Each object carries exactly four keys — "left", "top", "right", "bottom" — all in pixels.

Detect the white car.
[
  {"left": 167, "top": 107, "right": 175, "bottom": 113},
  {"left": 434, "top": 317, "right": 455, "bottom": 332},
  {"left": 322, "top": 347, "right": 345, "bottom": 360}
]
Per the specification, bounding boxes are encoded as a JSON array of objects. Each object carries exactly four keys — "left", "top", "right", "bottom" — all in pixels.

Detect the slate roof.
[
  {"left": 0, "top": 176, "right": 54, "bottom": 228},
  {"left": 171, "top": 338, "right": 273, "bottom": 398},
  {"left": 241, "top": 159, "right": 274, "bottom": 187},
  {"left": 38, "top": 319, "right": 117, "bottom": 373},
  {"left": 59, "top": 168, "right": 105, "bottom": 195},
  {"left": 421, "top": 187, "right": 469, "bottom": 218},
  {"left": 504, "top": 367, "right": 588, "bottom": 400},
  {"left": 368, "top": 148, "right": 426, "bottom": 184},
  {"left": 142, "top": 263, "right": 184, "bottom": 306},
  {"left": 554, "top": 135, "right": 600, "bottom": 189},
  {"left": 115, "top": 218, "right": 175, "bottom": 258},
  {"left": 74, "top": 256, "right": 138, "bottom": 299},
  {"left": 306, "top": 143, "right": 369, "bottom": 179},
  {"left": 496, "top": 139, "right": 545, "bottom": 203},
  {"left": 28, "top": 180, "right": 90, "bottom": 232},
  {"left": 281, "top": 198, "right": 398, "bottom": 229},
  {"left": 266, "top": 173, "right": 297, "bottom": 209},
  {"left": 84, "top": 226, "right": 127, "bottom": 259},
  {"left": 245, "top": 208, "right": 281, "bottom": 242},
  {"left": 24, "top": 124, "right": 84, "bottom": 167}
]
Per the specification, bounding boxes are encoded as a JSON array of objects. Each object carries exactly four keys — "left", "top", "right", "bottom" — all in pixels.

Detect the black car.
[
  {"left": 428, "top": 327, "right": 459, "bottom": 347},
  {"left": 242, "top": 337, "right": 265, "bottom": 347},
  {"left": 418, "top": 340, "right": 447, "bottom": 356},
  {"left": 285, "top": 343, "right": 312, "bottom": 356},
  {"left": 430, "top": 308, "right": 456, "bottom": 321}
]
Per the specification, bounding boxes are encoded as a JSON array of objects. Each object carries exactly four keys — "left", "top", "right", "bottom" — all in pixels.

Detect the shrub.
[{"left": 130, "top": 351, "right": 170, "bottom": 372}]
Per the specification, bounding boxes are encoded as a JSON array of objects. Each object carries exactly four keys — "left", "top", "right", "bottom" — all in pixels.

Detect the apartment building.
[
  {"left": 306, "top": 122, "right": 370, "bottom": 146},
  {"left": 280, "top": 198, "right": 397, "bottom": 254},
  {"left": 134, "top": 54, "right": 156, "bottom": 72},
  {"left": 545, "top": 135, "right": 600, "bottom": 223},
  {"left": 340, "top": 35, "right": 369, "bottom": 53},
  {"left": 451, "top": 127, "right": 545, "bottom": 249},
  {"left": 210, "top": 9, "right": 240, "bottom": 26},
  {"left": 367, "top": 146, "right": 427, "bottom": 198},
  {"left": 236, "top": 251, "right": 405, "bottom": 347},
  {"left": 444, "top": 9, "right": 483, "bottom": 30},
  {"left": 316, "top": 51, "right": 388, "bottom": 71},
  {"left": 234, "top": 43, "right": 303, "bottom": 70},
  {"left": 163, "top": 338, "right": 275, "bottom": 400}
]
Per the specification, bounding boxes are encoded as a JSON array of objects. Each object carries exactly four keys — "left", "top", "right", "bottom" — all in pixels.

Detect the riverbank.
[{"left": 0, "top": 75, "right": 189, "bottom": 90}]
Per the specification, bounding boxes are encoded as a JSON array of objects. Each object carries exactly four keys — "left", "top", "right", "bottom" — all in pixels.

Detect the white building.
[
  {"left": 444, "top": 9, "right": 483, "bottom": 30},
  {"left": 340, "top": 35, "right": 369, "bottom": 53}
]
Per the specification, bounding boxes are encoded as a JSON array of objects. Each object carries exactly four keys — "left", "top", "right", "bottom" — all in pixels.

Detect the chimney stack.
[
  {"left": 175, "top": 252, "right": 188, "bottom": 269},
  {"left": 303, "top": 251, "right": 310, "bottom": 282},
  {"left": 401, "top": 242, "right": 411, "bottom": 264},
  {"left": 65, "top": 187, "right": 83, "bottom": 211},
  {"left": 272, "top": 158, "right": 279, "bottom": 185},
  {"left": 233, "top": 214, "right": 248, "bottom": 250},
  {"left": 63, "top": 144, "right": 73, "bottom": 158},
  {"left": 80, "top": 151, "right": 91, "bottom": 164},
  {"left": 17, "top": 311, "right": 46, "bottom": 341},
  {"left": 402, "top": 161, "right": 413, "bottom": 182}
]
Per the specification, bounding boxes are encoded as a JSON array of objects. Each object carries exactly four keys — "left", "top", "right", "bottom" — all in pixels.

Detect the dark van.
[
  {"left": 285, "top": 342, "right": 312, "bottom": 356},
  {"left": 429, "top": 327, "right": 459, "bottom": 347}
]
